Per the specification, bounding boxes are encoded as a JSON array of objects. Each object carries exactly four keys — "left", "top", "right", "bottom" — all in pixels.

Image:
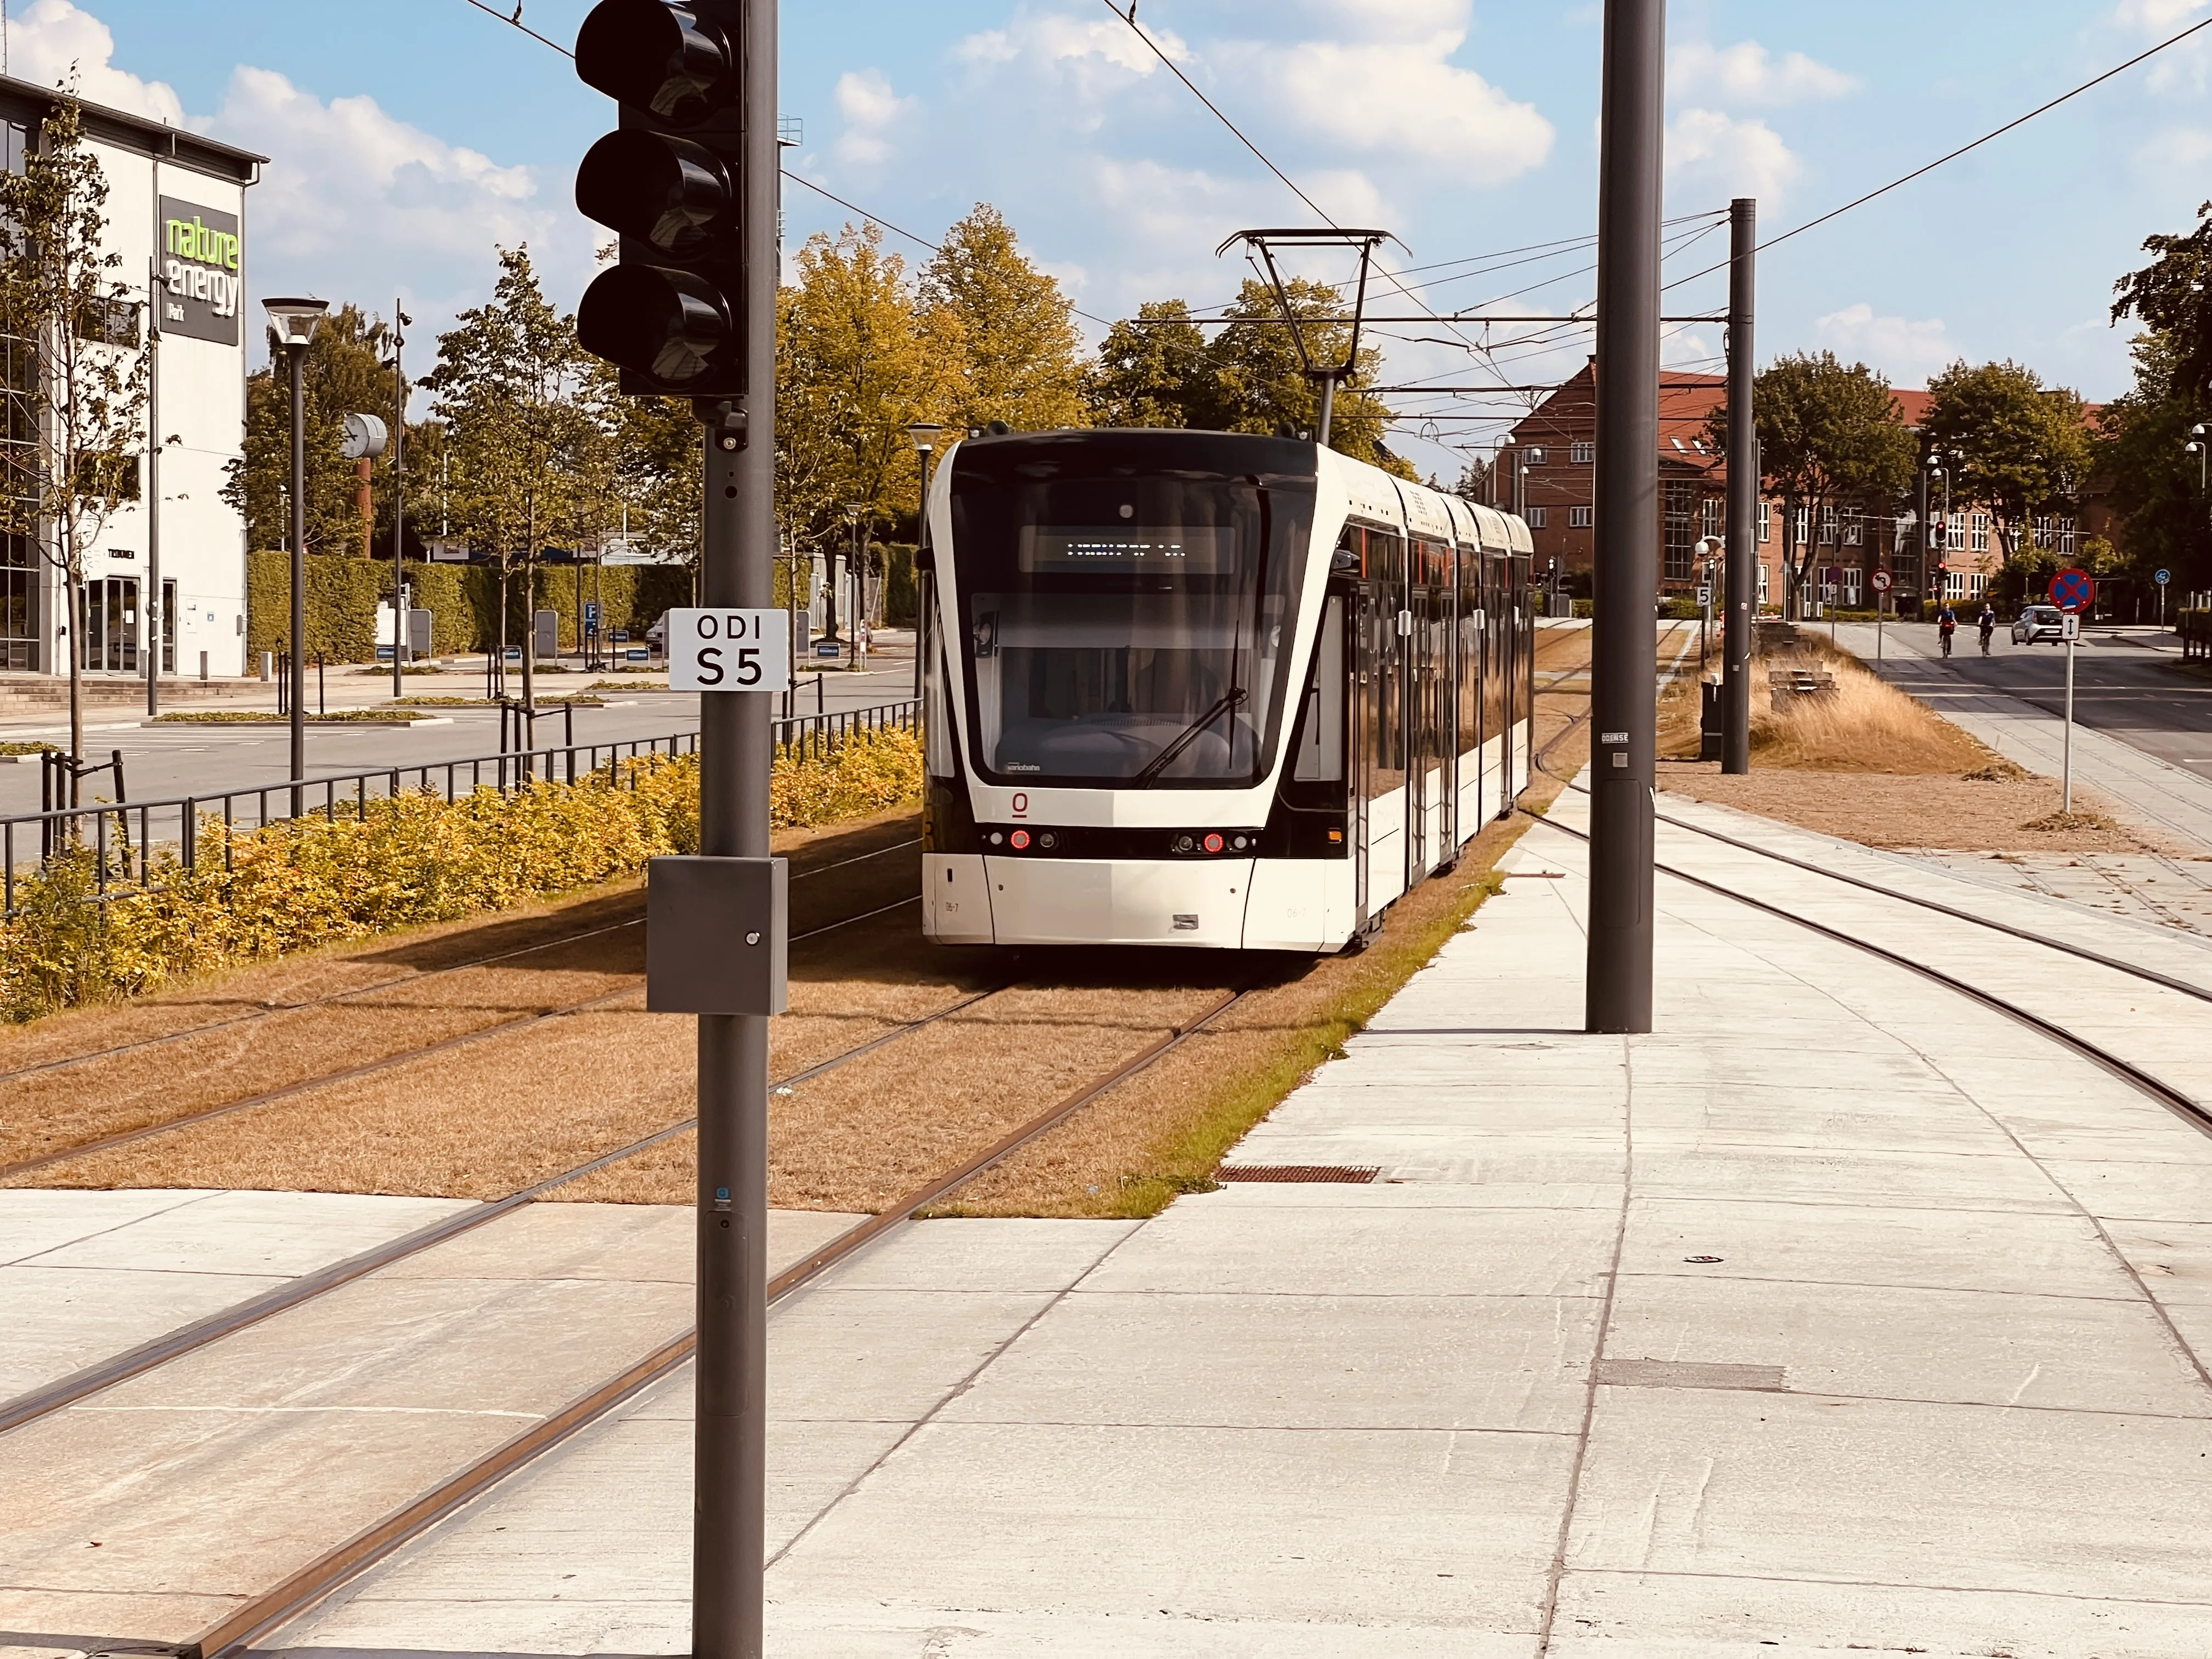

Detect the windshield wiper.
[{"left": 1132, "top": 688, "right": 1246, "bottom": 788}]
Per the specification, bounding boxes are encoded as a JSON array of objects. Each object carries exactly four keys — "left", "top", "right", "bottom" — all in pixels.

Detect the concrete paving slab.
[
  {"left": 768, "top": 1288, "right": 1060, "bottom": 1423},
  {"left": 935, "top": 1290, "right": 1599, "bottom": 1433},
  {"left": 20, "top": 1188, "right": 474, "bottom": 1276},
  {"left": 1565, "top": 1388, "right": 2212, "bottom": 1602},
  {"left": 1621, "top": 1197, "right": 2140, "bottom": 1300},
  {"left": 2104, "top": 1217, "right": 2212, "bottom": 1305},
  {"left": 1606, "top": 1271, "right": 2211, "bottom": 1415},
  {"left": 0, "top": 1263, "right": 282, "bottom": 1399},
  {"left": 768, "top": 1421, "right": 1573, "bottom": 1629},
  {"left": 803, "top": 1217, "right": 1136, "bottom": 1293},
  {"left": 0, "top": 1187, "right": 216, "bottom": 1263},
  {"left": 1079, "top": 1194, "right": 1618, "bottom": 1297},
  {"left": 1634, "top": 1143, "right": 2076, "bottom": 1212},
  {"left": 1549, "top": 1568, "right": 2212, "bottom": 1658},
  {"left": 2038, "top": 1156, "right": 2212, "bottom": 1223}
]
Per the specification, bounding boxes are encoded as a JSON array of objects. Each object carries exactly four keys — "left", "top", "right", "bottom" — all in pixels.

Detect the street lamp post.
[
  {"left": 842, "top": 502, "right": 865, "bottom": 667},
  {"left": 1926, "top": 450, "right": 1955, "bottom": 611},
  {"left": 263, "top": 297, "right": 328, "bottom": 815},
  {"left": 388, "top": 303, "right": 412, "bottom": 700}
]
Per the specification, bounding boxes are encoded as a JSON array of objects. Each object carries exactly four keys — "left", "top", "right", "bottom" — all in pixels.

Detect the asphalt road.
[
  {"left": 1837, "top": 619, "right": 2212, "bottom": 780},
  {"left": 0, "top": 648, "right": 918, "bottom": 815}
]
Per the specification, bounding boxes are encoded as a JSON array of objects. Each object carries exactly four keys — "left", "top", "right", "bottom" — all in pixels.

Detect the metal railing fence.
[{"left": 2, "top": 697, "right": 918, "bottom": 916}]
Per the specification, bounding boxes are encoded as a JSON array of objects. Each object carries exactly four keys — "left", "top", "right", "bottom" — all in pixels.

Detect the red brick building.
[{"left": 1497, "top": 365, "right": 2112, "bottom": 613}]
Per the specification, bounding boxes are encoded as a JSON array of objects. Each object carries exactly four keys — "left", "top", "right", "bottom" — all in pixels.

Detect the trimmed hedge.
[
  {"left": 1, "top": 726, "right": 922, "bottom": 1021},
  {"left": 246, "top": 552, "right": 693, "bottom": 661}
]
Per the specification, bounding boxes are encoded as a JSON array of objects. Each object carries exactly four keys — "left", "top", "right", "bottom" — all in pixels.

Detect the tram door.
[
  {"left": 1350, "top": 584, "right": 1375, "bottom": 929},
  {"left": 1432, "top": 573, "right": 1457, "bottom": 861},
  {"left": 1404, "top": 586, "right": 1427, "bottom": 884}
]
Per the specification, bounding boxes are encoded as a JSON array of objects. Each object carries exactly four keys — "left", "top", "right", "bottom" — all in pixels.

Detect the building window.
[
  {"left": 1527, "top": 506, "right": 1547, "bottom": 528},
  {"left": 1843, "top": 507, "right": 1863, "bottom": 547},
  {"left": 1794, "top": 507, "right": 1810, "bottom": 548},
  {"left": 1819, "top": 504, "right": 1837, "bottom": 546},
  {"left": 1525, "top": 447, "right": 1547, "bottom": 466},
  {"left": 1757, "top": 501, "right": 1770, "bottom": 544},
  {"left": 1663, "top": 481, "right": 1695, "bottom": 582},
  {"left": 1700, "top": 498, "right": 1720, "bottom": 540},
  {"left": 2058, "top": 515, "right": 2077, "bottom": 557},
  {"left": 1569, "top": 441, "right": 1594, "bottom": 465},
  {"left": 1757, "top": 562, "right": 1770, "bottom": 605},
  {"left": 1568, "top": 505, "right": 1593, "bottom": 528},
  {"left": 1843, "top": 568, "right": 1862, "bottom": 606},
  {"left": 1971, "top": 512, "right": 1989, "bottom": 554}
]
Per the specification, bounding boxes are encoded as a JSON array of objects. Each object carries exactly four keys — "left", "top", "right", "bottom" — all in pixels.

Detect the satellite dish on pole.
[{"left": 340, "top": 413, "right": 388, "bottom": 460}]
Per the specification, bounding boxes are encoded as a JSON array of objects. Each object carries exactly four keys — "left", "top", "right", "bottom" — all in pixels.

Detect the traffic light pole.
[
  {"left": 692, "top": 0, "right": 778, "bottom": 1652},
  {"left": 1722, "top": 198, "right": 1754, "bottom": 775},
  {"left": 1585, "top": 0, "right": 1663, "bottom": 1035}
]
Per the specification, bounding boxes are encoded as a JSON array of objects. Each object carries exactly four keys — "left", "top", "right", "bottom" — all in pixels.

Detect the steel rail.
[
  {"left": 1528, "top": 812, "right": 2212, "bottom": 1142},
  {"left": 0, "top": 872, "right": 925, "bottom": 1183},
  {"left": 187, "top": 983, "right": 1251, "bottom": 1658},
  {"left": 0, "top": 834, "right": 920, "bottom": 1094},
  {"left": 0, "top": 979, "right": 1002, "bottom": 1438}
]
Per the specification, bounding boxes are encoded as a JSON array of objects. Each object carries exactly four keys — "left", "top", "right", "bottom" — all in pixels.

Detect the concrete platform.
[{"left": 221, "top": 778, "right": 2212, "bottom": 1657}]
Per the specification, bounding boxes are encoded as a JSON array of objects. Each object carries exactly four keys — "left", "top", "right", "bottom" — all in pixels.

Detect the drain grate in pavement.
[
  {"left": 1595, "top": 1357, "right": 1786, "bottom": 1392},
  {"left": 1214, "top": 1164, "right": 1381, "bottom": 1184}
]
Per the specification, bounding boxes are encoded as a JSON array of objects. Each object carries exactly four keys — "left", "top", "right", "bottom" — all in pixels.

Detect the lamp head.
[
  {"left": 262, "top": 297, "right": 329, "bottom": 350},
  {"left": 905, "top": 421, "right": 944, "bottom": 453}
]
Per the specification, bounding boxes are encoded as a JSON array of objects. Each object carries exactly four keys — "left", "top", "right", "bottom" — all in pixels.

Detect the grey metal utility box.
[{"left": 646, "top": 856, "right": 789, "bottom": 1015}]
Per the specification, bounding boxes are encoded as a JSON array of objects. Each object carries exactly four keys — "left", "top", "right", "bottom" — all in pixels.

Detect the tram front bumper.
[{"left": 929, "top": 853, "right": 1256, "bottom": 947}]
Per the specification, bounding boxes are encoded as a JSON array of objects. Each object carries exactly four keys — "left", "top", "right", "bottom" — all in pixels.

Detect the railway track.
[
  {"left": 1527, "top": 690, "right": 2212, "bottom": 1142},
  {"left": 0, "top": 836, "right": 922, "bottom": 1179},
  {"left": 3, "top": 854, "right": 1252, "bottom": 1655},
  {"left": 0, "top": 832, "right": 921, "bottom": 1096}
]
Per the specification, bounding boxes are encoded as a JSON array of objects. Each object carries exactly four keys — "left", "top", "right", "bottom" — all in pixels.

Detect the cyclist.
[
  {"left": 1938, "top": 603, "right": 1957, "bottom": 658},
  {"left": 1978, "top": 602, "right": 1997, "bottom": 656}
]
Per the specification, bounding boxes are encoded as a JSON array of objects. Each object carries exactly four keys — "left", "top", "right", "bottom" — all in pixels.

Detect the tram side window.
[
  {"left": 1292, "top": 595, "right": 1345, "bottom": 782},
  {"left": 1483, "top": 553, "right": 1508, "bottom": 749},
  {"left": 1457, "top": 546, "right": 1481, "bottom": 759},
  {"left": 1369, "top": 530, "right": 1407, "bottom": 792},
  {"left": 923, "top": 590, "right": 958, "bottom": 780}
]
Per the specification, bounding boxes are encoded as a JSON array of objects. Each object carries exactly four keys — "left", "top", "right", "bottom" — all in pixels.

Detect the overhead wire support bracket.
[{"left": 1217, "top": 227, "right": 1398, "bottom": 445}]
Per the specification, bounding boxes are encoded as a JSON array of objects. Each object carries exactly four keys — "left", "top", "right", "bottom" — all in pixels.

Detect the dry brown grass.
[
  {"left": 10, "top": 626, "right": 1622, "bottom": 1218},
  {"left": 1654, "top": 629, "right": 2181, "bottom": 855}
]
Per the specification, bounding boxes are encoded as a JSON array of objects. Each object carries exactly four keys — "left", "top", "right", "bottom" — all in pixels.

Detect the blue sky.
[{"left": 16, "top": 0, "right": 2212, "bottom": 477}]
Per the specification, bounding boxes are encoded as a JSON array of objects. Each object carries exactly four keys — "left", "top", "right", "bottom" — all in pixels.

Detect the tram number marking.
[
  {"left": 667, "top": 608, "right": 791, "bottom": 693},
  {"left": 1011, "top": 792, "right": 1029, "bottom": 819}
]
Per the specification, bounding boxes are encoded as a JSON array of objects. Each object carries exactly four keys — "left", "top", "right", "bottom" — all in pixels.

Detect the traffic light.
[
  {"left": 572, "top": 0, "right": 745, "bottom": 396},
  {"left": 1927, "top": 522, "right": 1946, "bottom": 550}
]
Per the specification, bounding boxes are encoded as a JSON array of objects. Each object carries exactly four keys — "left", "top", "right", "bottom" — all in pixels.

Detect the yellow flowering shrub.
[{"left": 1, "top": 729, "right": 920, "bottom": 1021}]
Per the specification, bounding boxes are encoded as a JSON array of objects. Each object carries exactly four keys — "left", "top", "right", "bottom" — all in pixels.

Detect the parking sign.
[{"left": 665, "top": 608, "right": 792, "bottom": 693}]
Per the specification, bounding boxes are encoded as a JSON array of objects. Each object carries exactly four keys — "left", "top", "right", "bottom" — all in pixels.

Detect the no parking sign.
[{"left": 2047, "top": 568, "right": 2095, "bottom": 613}]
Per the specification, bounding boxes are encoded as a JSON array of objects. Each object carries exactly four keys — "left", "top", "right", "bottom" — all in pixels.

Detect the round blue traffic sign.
[
  {"left": 2155, "top": 568, "right": 2171, "bottom": 585},
  {"left": 2049, "top": 567, "right": 2095, "bottom": 613}
]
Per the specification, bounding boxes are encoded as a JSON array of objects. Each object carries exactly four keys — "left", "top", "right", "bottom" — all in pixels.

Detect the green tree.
[
  {"left": 1086, "top": 279, "right": 1404, "bottom": 473},
  {"left": 425, "top": 246, "right": 601, "bottom": 707},
  {"left": 1705, "top": 351, "right": 1915, "bottom": 617},
  {"left": 2111, "top": 200, "right": 2212, "bottom": 409},
  {"left": 2094, "top": 331, "right": 2206, "bottom": 590},
  {"left": 1922, "top": 359, "right": 2092, "bottom": 567},
  {"left": 776, "top": 223, "right": 961, "bottom": 612},
  {"left": 0, "top": 97, "right": 151, "bottom": 776},
  {"left": 1086, "top": 300, "right": 1209, "bottom": 427},
  {"left": 921, "top": 204, "right": 1085, "bottom": 432},
  {"left": 225, "top": 303, "right": 396, "bottom": 557}
]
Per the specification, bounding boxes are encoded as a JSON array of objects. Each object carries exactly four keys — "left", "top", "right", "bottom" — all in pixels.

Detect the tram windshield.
[{"left": 948, "top": 433, "right": 1317, "bottom": 788}]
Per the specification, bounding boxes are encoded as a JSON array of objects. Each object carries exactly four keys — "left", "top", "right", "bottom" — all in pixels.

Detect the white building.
[{"left": 0, "top": 77, "right": 260, "bottom": 678}]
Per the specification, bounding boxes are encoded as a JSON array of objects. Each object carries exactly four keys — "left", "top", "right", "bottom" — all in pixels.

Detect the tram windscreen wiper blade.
[{"left": 1132, "top": 687, "right": 1246, "bottom": 788}]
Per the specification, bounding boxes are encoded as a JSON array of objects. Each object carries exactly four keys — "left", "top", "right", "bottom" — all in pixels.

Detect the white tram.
[{"left": 917, "top": 428, "right": 1536, "bottom": 953}]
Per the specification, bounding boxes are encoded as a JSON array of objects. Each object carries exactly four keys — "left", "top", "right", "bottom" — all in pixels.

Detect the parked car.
[{"left": 2012, "top": 605, "right": 2066, "bottom": 645}]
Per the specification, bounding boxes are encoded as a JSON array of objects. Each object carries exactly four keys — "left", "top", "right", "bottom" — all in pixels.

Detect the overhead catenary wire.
[{"left": 1663, "top": 12, "right": 2212, "bottom": 293}]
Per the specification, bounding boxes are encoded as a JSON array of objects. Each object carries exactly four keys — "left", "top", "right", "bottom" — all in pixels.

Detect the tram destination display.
[{"left": 1017, "top": 525, "right": 1237, "bottom": 574}]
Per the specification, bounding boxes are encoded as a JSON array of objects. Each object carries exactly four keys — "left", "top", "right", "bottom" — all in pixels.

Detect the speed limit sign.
[
  {"left": 1869, "top": 569, "right": 1893, "bottom": 594},
  {"left": 666, "top": 608, "right": 792, "bottom": 693}
]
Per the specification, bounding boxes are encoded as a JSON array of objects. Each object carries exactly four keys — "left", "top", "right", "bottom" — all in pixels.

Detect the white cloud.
[
  {"left": 5, "top": 0, "right": 183, "bottom": 122},
  {"left": 2115, "top": 0, "right": 2208, "bottom": 30},
  {"left": 957, "top": 11, "right": 1188, "bottom": 82},
  {"left": 209, "top": 67, "right": 547, "bottom": 290},
  {"left": 1263, "top": 37, "right": 1552, "bottom": 171},
  {"left": 832, "top": 69, "right": 916, "bottom": 167},
  {"left": 1669, "top": 41, "right": 1856, "bottom": 106},
  {"left": 1666, "top": 109, "right": 1801, "bottom": 207},
  {"left": 2136, "top": 124, "right": 2212, "bottom": 167},
  {"left": 1816, "top": 303, "right": 1954, "bottom": 383}
]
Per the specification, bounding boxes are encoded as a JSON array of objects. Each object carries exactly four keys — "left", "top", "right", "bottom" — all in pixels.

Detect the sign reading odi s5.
[
  {"left": 158, "top": 196, "right": 242, "bottom": 345},
  {"left": 666, "top": 608, "right": 791, "bottom": 693}
]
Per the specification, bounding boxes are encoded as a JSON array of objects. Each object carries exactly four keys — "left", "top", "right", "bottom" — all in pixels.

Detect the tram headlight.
[
  {"left": 1174, "top": 834, "right": 1194, "bottom": 853},
  {"left": 1203, "top": 833, "right": 1224, "bottom": 854},
  {"left": 1010, "top": 830, "right": 1030, "bottom": 850}
]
